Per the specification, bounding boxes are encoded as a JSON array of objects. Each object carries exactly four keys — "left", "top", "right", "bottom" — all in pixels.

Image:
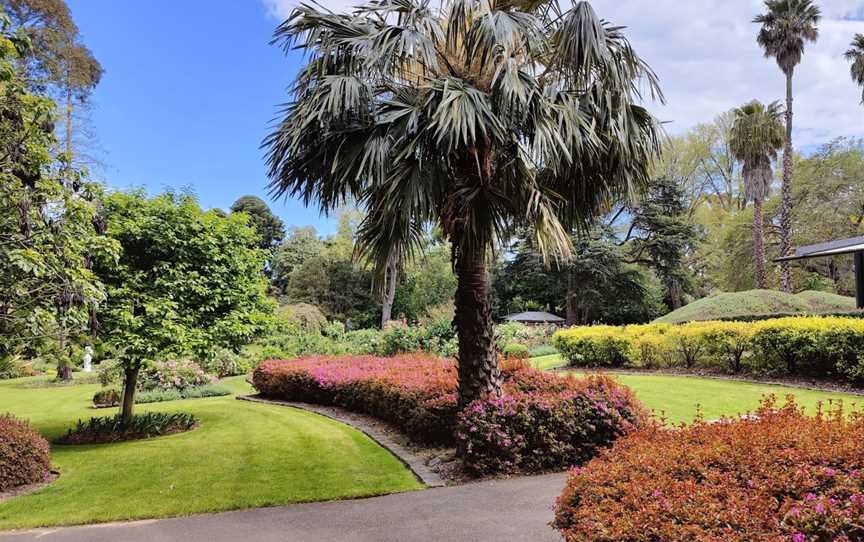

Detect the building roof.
[
  {"left": 504, "top": 311, "right": 565, "bottom": 323},
  {"left": 774, "top": 235, "right": 864, "bottom": 262}
]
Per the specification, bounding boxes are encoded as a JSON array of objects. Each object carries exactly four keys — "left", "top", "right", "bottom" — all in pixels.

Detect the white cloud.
[{"left": 263, "top": 0, "right": 864, "bottom": 146}]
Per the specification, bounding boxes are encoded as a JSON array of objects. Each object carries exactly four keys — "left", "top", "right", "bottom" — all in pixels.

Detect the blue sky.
[
  {"left": 69, "top": 0, "right": 864, "bottom": 236},
  {"left": 67, "top": 0, "right": 338, "bottom": 234}
]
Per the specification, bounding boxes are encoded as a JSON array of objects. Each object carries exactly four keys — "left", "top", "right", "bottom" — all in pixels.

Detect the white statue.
[{"left": 82, "top": 346, "right": 93, "bottom": 373}]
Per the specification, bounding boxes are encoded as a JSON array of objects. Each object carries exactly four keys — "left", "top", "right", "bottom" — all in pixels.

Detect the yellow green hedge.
[{"left": 551, "top": 317, "right": 864, "bottom": 381}]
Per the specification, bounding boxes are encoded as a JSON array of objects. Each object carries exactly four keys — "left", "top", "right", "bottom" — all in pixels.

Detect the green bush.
[
  {"left": 57, "top": 412, "right": 198, "bottom": 444},
  {"left": 274, "top": 303, "right": 328, "bottom": 333},
  {"left": 553, "top": 317, "right": 864, "bottom": 382},
  {"left": 93, "top": 388, "right": 120, "bottom": 407},
  {"left": 501, "top": 343, "right": 530, "bottom": 359},
  {"left": 201, "top": 349, "right": 250, "bottom": 377},
  {"left": 138, "top": 359, "right": 215, "bottom": 392},
  {"left": 528, "top": 344, "right": 558, "bottom": 357},
  {"left": 134, "top": 385, "right": 230, "bottom": 405}
]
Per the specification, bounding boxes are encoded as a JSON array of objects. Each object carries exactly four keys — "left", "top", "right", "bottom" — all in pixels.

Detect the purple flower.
[{"left": 792, "top": 533, "right": 806, "bottom": 542}]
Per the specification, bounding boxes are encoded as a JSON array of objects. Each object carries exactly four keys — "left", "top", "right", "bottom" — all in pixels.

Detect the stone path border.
[{"left": 236, "top": 395, "right": 445, "bottom": 488}]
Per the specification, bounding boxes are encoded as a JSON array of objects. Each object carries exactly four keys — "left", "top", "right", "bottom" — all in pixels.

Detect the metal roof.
[
  {"left": 504, "top": 311, "right": 565, "bottom": 323},
  {"left": 774, "top": 235, "right": 864, "bottom": 262}
]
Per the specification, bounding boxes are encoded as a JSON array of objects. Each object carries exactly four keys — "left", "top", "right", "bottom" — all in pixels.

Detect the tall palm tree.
[
  {"left": 264, "top": 0, "right": 662, "bottom": 406},
  {"left": 754, "top": 0, "right": 820, "bottom": 293},
  {"left": 729, "top": 100, "right": 785, "bottom": 289},
  {"left": 845, "top": 34, "right": 864, "bottom": 104}
]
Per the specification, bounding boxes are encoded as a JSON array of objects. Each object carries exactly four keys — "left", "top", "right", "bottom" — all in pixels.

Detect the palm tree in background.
[
  {"left": 754, "top": 0, "right": 820, "bottom": 293},
  {"left": 730, "top": 100, "right": 785, "bottom": 289},
  {"left": 846, "top": 34, "right": 864, "bottom": 104},
  {"left": 264, "top": 0, "right": 662, "bottom": 406}
]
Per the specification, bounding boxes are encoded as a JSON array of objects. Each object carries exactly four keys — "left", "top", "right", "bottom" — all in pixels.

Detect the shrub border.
[{"left": 236, "top": 394, "right": 445, "bottom": 488}]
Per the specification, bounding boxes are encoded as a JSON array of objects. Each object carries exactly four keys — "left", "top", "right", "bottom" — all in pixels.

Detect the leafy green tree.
[
  {"left": 2, "top": 0, "right": 103, "bottom": 173},
  {"left": 846, "top": 34, "right": 864, "bottom": 104},
  {"left": 271, "top": 225, "right": 323, "bottom": 293},
  {"left": 393, "top": 242, "right": 457, "bottom": 323},
  {"left": 264, "top": 0, "right": 662, "bottom": 406},
  {"left": 93, "top": 191, "right": 272, "bottom": 425},
  {"left": 286, "top": 255, "right": 379, "bottom": 328},
  {"left": 627, "top": 176, "right": 697, "bottom": 310},
  {"left": 0, "top": 11, "right": 111, "bottom": 377},
  {"left": 729, "top": 100, "right": 784, "bottom": 289},
  {"left": 230, "top": 195, "right": 285, "bottom": 250},
  {"left": 754, "top": 0, "right": 821, "bottom": 292}
]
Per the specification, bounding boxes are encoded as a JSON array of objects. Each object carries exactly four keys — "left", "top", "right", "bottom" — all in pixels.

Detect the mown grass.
[
  {"left": 0, "top": 375, "right": 421, "bottom": 531},
  {"left": 531, "top": 354, "right": 864, "bottom": 424}
]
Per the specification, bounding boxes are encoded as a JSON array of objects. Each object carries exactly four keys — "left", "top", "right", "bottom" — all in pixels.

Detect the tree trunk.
[
  {"left": 453, "top": 244, "right": 501, "bottom": 408},
  {"left": 779, "top": 71, "right": 794, "bottom": 293},
  {"left": 753, "top": 198, "right": 767, "bottom": 289},
  {"left": 565, "top": 270, "right": 577, "bottom": 326},
  {"left": 121, "top": 365, "right": 140, "bottom": 427},
  {"left": 381, "top": 257, "right": 397, "bottom": 328},
  {"left": 55, "top": 333, "right": 72, "bottom": 381}
]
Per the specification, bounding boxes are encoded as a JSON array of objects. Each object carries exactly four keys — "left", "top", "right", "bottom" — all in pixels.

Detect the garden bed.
[
  {"left": 56, "top": 412, "right": 199, "bottom": 445},
  {"left": 253, "top": 354, "right": 646, "bottom": 475}
]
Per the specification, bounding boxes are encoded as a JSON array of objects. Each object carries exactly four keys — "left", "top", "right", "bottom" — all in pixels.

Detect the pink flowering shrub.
[
  {"left": 456, "top": 373, "right": 647, "bottom": 474},
  {"left": 554, "top": 396, "right": 864, "bottom": 542},
  {"left": 254, "top": 356, "right": 646, "bottom": 473},
  {"left": 0, "top": 414, "right": 50, "bottom": 491}
]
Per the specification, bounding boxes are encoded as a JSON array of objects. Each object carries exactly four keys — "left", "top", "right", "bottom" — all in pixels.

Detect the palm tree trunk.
[
  {"left": 381, "top": 257, "right": 397, "bottom": 327},
  {"left": 753, "top": 198, "right": 767, "bottom": 289},
  {"left": 453, "top": 244, "right": 501, "bottom": 408},
  {"left": 779, "top": 71, "right": 794, "bottom": 293}
]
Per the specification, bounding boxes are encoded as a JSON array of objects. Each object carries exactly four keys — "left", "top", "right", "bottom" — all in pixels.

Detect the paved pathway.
[{"left": 0, "top": 473, "right": 567, "bottom": 542}]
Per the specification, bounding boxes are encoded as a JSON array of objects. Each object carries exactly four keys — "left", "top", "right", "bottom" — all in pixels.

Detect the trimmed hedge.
[
  {"left": 554, "top": 397, "right": 864, "bottom": 541},
  {"left": 552, "top": 317, "right": 864, "bottom": 382},
  {"left": 0, "top": 415, "right": 51, "bottom": 491},
  {"left": 253, "top": 355, "right": 646, "bottom": 473}
]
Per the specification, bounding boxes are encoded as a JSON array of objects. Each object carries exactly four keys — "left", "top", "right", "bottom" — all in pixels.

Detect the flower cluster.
[
  {"left": 553, "top": 396, "right": 864, "bottom": 541},
  {"left": 138, "top": 359, "right": 216, "bottom": 392},
  {"left": 0, "top": 414, "right": 50, "bottom": 491},
  {"left": 253, "top": 356, "right": 645, "bottom": 473}
]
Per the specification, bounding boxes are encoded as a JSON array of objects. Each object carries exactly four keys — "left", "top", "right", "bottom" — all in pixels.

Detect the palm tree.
[
  {"left": 754, "top": 0, "right": 820, "bottom": 293},
  {"left": 264, "top": 0, "right": 663, "bottom": 406},
  {"left": 845, "top": 34, "right": 864, "bottom": 104},
  {"left": 729, "top": 100, "right": 785, "bottom": 289}
]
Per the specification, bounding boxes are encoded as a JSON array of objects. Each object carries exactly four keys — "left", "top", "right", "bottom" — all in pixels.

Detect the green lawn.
[
  {"left": 0, "top": 375, "right": 421, "bottom": 531},
  {"left": 531, "top": 354, "right": 864, "bottom": 424}
]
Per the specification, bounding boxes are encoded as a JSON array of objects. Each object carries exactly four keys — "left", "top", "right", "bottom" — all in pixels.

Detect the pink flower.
[{"left": 792, "top": 533, "right": 806, "bottom": 542}]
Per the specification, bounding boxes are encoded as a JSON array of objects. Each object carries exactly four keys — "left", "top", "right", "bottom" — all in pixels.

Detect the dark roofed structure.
[
  {"left": 503, "top": 311, "right": 565, "bottom": 326},
  {"left": 774, "top": 235, "right": 864, "bottom": 308}
]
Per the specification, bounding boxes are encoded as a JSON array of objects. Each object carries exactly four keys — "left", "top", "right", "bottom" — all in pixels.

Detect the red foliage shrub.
[
  {"left": 0, "top": 414, "right": 51, "bottom": 491},
  {"left": 554, "top": 396, "right": 864, "bottom": 542},
  {"left": 253, "top": 354, "right": 459, "bottom": 443},
  {"left": 254, "top": 356, "right": 646, "bottom": 474}
]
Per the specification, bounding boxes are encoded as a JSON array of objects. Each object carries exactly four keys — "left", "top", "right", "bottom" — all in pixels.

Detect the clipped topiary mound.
[
  {"left": 0, "top": 414, "right": 51, "bottom": 492},
  {"left": 554, "top": 397, "right": 864, "bottom": 541}
]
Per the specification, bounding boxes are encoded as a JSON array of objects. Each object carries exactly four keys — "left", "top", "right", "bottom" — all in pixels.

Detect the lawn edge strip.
[{"left": 236, "top": 395, "right": 445, "bottom": 488}]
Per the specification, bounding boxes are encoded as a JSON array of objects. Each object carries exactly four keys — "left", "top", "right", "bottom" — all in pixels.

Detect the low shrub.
[
  {"left": 138, "top": 360, "right": 216, "bottom": 392},
  {"left": 552, "top": 316, "right": 864, "bottom": 383},
  {"left": 456, "top": 374, "right": 646, "bottom": 475},
  {"left": 253, "top": 356, "right": 645, "bottom": 473},
  {"left": 93, "top": 388, "right": 120, "bottom": 407},
  {"left": 275, "top": 303, "right": 328, "bottom": 333},
  {"left": 201, "top": 349, "right": 250, "bottom": 378},
  {"left": 553, "top": 396, "right": 864, "bottom": 542},
  {"left": 95, "top": 385, "right": 230, "bottom": 407},
  {"left": 528, "top": 344, "right": 558, "bottom": 358},
  {"left": 0, "top": 415, "right": 51, "bottom": 491},
  {"left": 501, "top": 343, "right": 530, "bottom": 359},
  {"left": 495, "top": 321, "right": 553, "bottom": 349},
  {"left": 0, "top": 354, "right": 23, "bottom": 380},
  {"left": 57, "top": 412, "right": 198, "bottom": 444}
]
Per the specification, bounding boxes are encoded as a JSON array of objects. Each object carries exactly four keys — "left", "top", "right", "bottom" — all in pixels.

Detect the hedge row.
[
  {"left": 252, "top": 355, "right": 646, "bottom": 474},
  {"left": 551, "top": 317, "right": 864, "bottom": 382},
  {"left": 0, "top": 414, "right": 50, "bottom": 492},
  {"left": 554, "top": 397, "right": 864, "bottom": 541}
]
